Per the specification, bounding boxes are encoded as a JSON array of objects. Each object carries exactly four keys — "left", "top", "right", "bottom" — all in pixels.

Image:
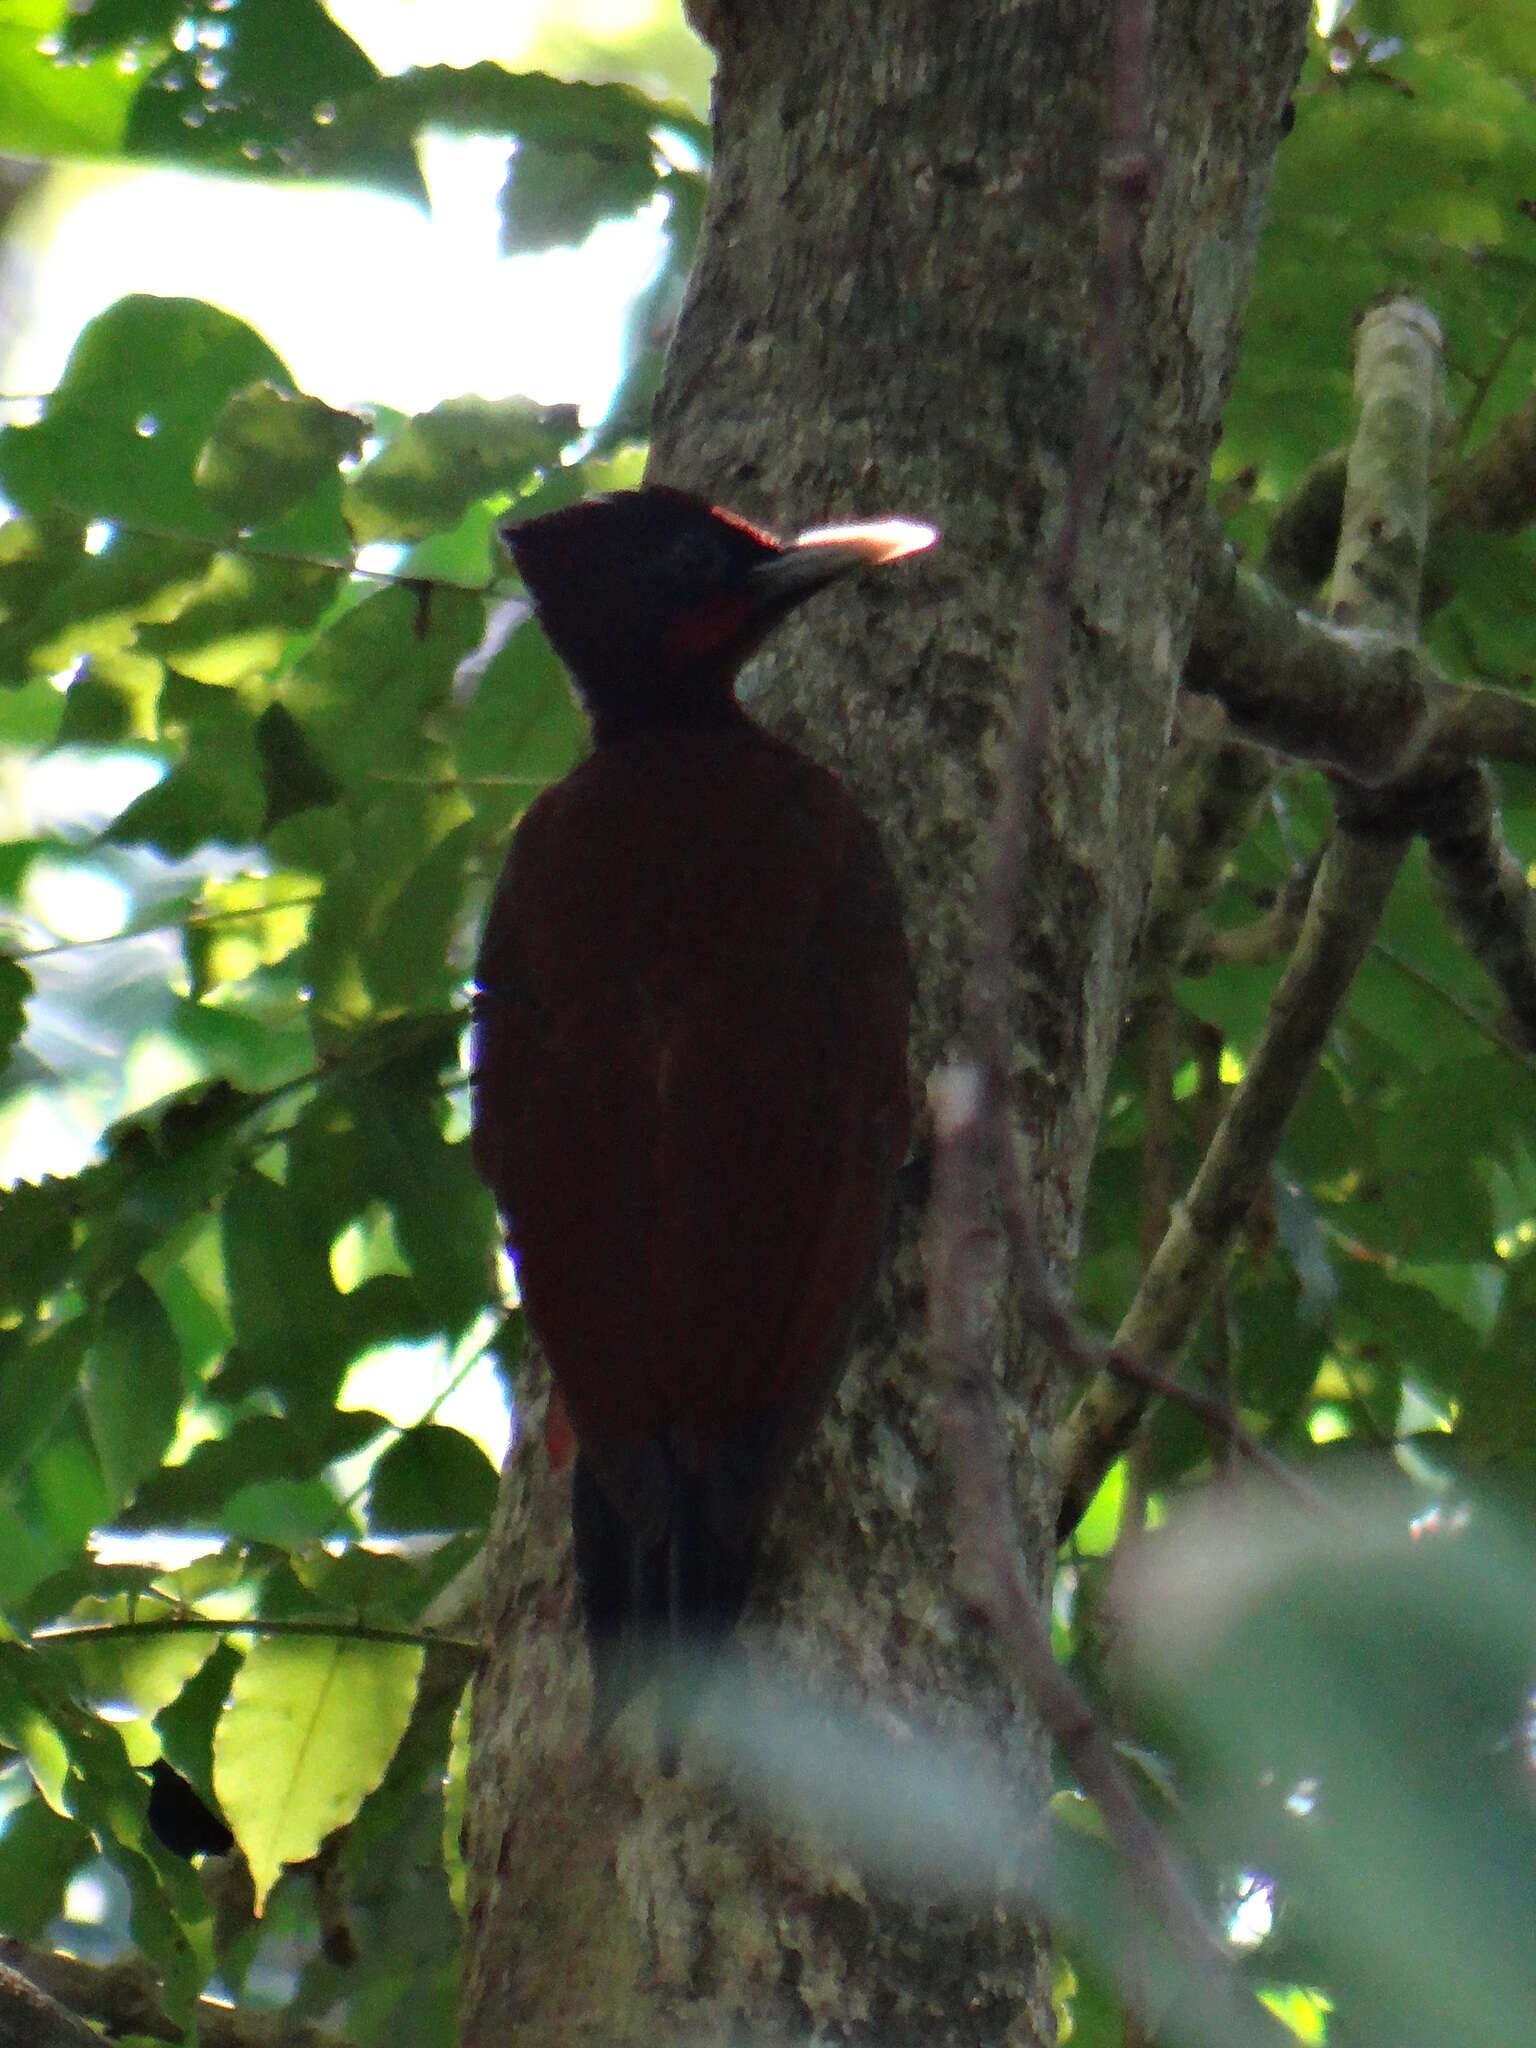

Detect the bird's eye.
[{"left": 666, "top": 528, "right": 730, "bottom": 585}]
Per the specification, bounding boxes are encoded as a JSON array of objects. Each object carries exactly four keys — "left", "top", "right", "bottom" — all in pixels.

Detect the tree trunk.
[{"left": 460, "top": 4, "right": 1310, "bottom": 2042}]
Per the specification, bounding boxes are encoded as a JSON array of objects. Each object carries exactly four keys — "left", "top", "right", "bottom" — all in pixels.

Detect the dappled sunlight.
[
  {"left": 336, "top": 1308, "right": 511, "bottom": 1473},
  {"left": 1225, "top": 1869, "right": 1275, "bottom": 1950},
  {"left": 22, "top": 857, "right": 130, "bottom": 944},
  {"left": 3, "top": 145, "right": 667, "bottom": 421}
]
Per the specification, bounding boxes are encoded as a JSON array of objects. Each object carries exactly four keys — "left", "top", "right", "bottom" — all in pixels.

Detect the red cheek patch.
[{"left": 660, "top": 589, "right": 755, "bottom": 663}]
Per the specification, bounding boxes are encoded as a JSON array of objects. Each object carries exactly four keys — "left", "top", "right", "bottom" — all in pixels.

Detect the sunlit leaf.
[{"left": 213, "top": 1634, "right": 423, "bottom": 1911}]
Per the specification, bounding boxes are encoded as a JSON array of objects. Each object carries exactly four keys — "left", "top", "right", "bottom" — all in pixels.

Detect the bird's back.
[{"left": 471, "top": 720, "right": 911, "bottom": 1550}]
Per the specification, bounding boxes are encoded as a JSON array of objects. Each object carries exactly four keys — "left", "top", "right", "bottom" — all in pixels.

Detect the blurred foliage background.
[{"left": 0, "top": 2, "right": 1532, "bottom": 2045}]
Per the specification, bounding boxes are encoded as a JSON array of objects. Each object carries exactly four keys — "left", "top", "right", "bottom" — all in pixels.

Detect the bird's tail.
[{"left": 571, "top": 1450, "right": 757, "bottom": 1773}]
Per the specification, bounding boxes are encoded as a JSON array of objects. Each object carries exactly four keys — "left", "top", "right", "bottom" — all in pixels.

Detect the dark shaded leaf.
[
  {"left": 370, "top": 1425, "right": 497, "bottom": 1535},
  {"left": 501, "top": 133, "right": 659, "bottom": 252},
  {"left": 82, "top": 1275, "right": 185, "bottom": 1509},
  {"left": 257, "top": 699, "right": 340, "bottom": 826},
  {"left": 195, "top": 381, "right": 365, "bottom": 530},
  {"left": 309, "top": 59, "right": 707, "bottom": 176},
  {"left": 219, "top": 1168, "right": 355, "bottom": 1425},
  {"left": 124, "top": 1411, "right": 382, "bottom": 1527},
  {"left": 343, "top": 397, "right": 578, "bottom": 545},
  {"left": 0, "top": 1320, "right": 86, "bottom": 1487},
  {"left": 98, "top": 0, "right": 424, "bottom": 200},
  {"left": 0, "top": 1792, "right": 93, "bottom": 1937},
  {"left": 0, "top": 952, "right": 33, "bottom": 1066}
]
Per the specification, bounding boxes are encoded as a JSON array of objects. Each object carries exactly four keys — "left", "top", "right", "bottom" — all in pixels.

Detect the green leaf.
[
  {"left": 346, "top": 1076, "right": 495, "bottom": 1331},
  {"left": 1372, "top": 1056, "right": 1536, "bottom": 1259},
  {"left": 65, "top": 1614, "right": 219, "bottom": 1726},
  {"left": 139, "top": 549, "right": 344, "bottom": 685},
  {"left": 361, "top": 821, "right": 479, "bottom": 1014},
  {"left": 1128, "top": 1484, "right": 1536, "bottom": 2048},
  {"left": 454, "top": 615, "right": 587, "bottom": 795},
  {"left": 0, "top": 4, "right": 135, "bottom": 155},
  {"left": 1456, "top": 1254, "right": 1536, "bottom": 1492},
  {"left": 194, "top": 381, "right": 365, "bottom": 532},
  {"left": 107, "top": 671, "right": 267, "bottom": 853},
  {"left": 83, "top": 1276, "right": 185, "bottom": 1509},
  {"left": 89, "top": 0, "right": 425, "bottom": 200},
  {"left": 220, "top": 1476, "right": 352, "bottom": 1547},
  {"left": 0, "top": 295, "right": 294, "bottom": 535},
  {"left": 0, "top": 952, "right": 30, "bottom": 1063},
  {"left": 124, "top": 1412, "right": 380, "bottom": 1528},
  {"left": 343, "top": 397, "right": 577, "bottom": 545},
  {"left": 169, "top": 996, "right": 316, "bottom": 1095},
  {"left": 309, "top": 59, "right": 707, "bottom": 180},
  {"left": 219, "top": 1169, "right": 354, "bottom": 1425},
  {"left": 0, "top": 511, "right": 211, "bottom": 687},
  {"left": 280, "top": 580, "right": 484, "bottom": 784},
  {"left": 369, "top": 1426, "right": 498, "bottom": 1535},
  {"left": 501, "top": 133, "right": 660, "bottom": 252},
  {"left": 0, "top": 1791, "right": 92, "bottom": 1938},
  {"left": 19, "top": 1424, "right": 114, "bottom": 1573},
  {"left": 0, "top": 1640, "right": 210, "bottom": 1988},
  {"left": 0, "top": 1320, "right": 86, "bottom": 1488},
  {"left": 297, "top": 791, "right": 477, "bottom": 1028},
  {"left": 213, "top": 1634, "right": 424, "bottom": 1910}
]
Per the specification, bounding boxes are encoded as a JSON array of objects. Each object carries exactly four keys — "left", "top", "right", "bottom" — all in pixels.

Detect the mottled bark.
[{"left": 461, "top": 5, "right": 1309, "bottom": 2043}]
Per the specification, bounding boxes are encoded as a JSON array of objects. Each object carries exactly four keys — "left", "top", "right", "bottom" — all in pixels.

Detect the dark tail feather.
[{"left": 571, "top": 1450, "right": 756, "bottom": 1772}]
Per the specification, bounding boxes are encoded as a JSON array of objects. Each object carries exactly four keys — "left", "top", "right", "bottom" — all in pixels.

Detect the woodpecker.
[{"left": 471, "top": 485, "right": 932, "bottom": 1758}]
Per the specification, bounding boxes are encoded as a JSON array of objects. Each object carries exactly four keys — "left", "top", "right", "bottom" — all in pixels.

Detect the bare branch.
[
  {"left": 1055, "top": 297, "right": 1445, "bottom": 1533},
  {"left": 0, "top": 1939, "right": 356, "bottom": 2048},
  {"left": 1437, "top": 386, "right": 1536, "bottom": 537},
  {"left": 1422, "top": 761, "right": 1536, "bottom": 1051},
  {"left": 1250, "top": 386, "right": 1536, "bottom": 623},
  {"left": 0, "top": 1961, "right": 101, "bottom": 2048},
  {"left": 1130, "top": 709, "right": 1276, "bottom": 1001},
  {"left": 1187, "top": 544, "right": 1536, "bottom": 781}
]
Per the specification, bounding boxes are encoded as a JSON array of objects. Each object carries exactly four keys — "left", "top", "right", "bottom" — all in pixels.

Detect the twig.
[
  {"left": 991, "top": 1104, "right": 1324, "bottom": 1519},
  {"left": 47, "top": 506, "right": 493, "bottom": 596},
  {"left": 929, "top": 1072, "right": 1228, "bottom": 1975},
  {"left": 32, "top": 1613, "right": 477, "bottom": 1656},
  {"left": 1138, "top": 995, "right": 1176, "bottom": 1268},
  {"left": 5, "top": 890, "right": 323, "bottom": 965},
  {"left": 1176, "top": 856, "right": 1317, "bottom": 975},
  {"left": 1130, "top": 714, "right": 1277, "bottom": 1004},
  {"left": 921, "top": 0, "right": 1309, "bottom": 2017}
]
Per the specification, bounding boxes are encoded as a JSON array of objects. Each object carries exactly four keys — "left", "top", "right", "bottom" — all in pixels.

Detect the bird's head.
[{"left": 502, "top": 485, "right": 935, "bottom": 739}]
